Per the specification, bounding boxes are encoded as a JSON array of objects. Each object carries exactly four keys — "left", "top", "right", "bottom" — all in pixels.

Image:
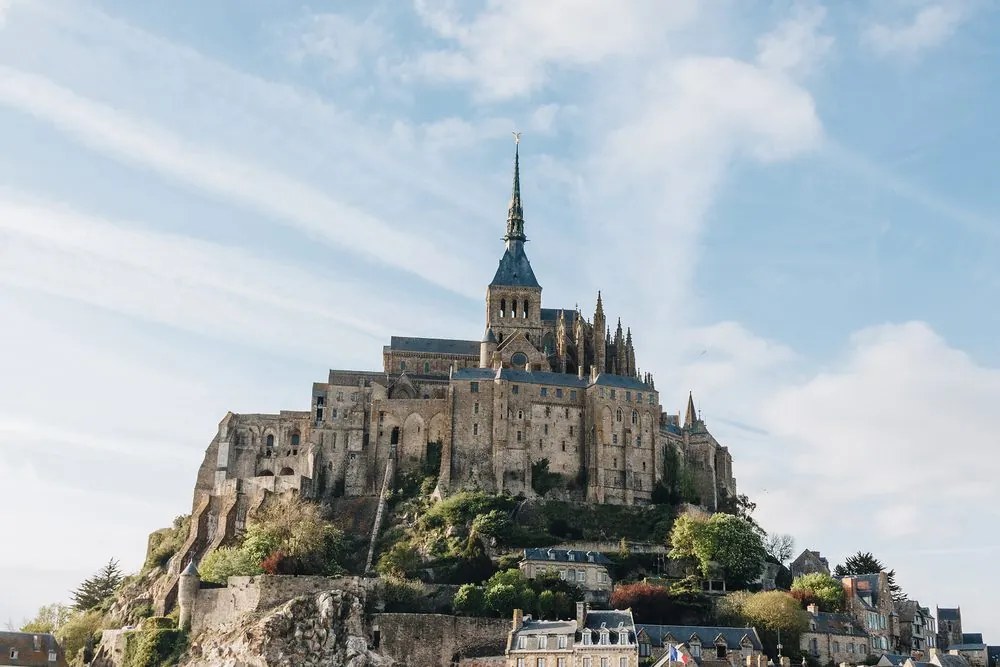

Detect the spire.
[
  {"left": 595, "top": 290, "right": 604, "bottom": 317},
  {"left": 504, "top": 134, "right": 526, "bottom": 246},
  {"left": 684, "top": 391, "right": 697, "bottom": 428}
]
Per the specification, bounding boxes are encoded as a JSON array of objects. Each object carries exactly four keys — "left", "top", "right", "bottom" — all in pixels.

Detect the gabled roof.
[
  {"left": 636, "top": 625, "right": 763, "bottom": 651},
  {"left": 514, "top": 619, "right": 577, "bottom": 636},
  {"left": 593, "top": 373, "right": 649, "bottom": 390},
  {"left": 490, "top": 242, "right": 540, "bottom": 288},
  {"left": 808, "top": 611, "right": 868, "bottom": 637},
  {"left": 880, "top": 654, "right": 911, "bottom": 666},
  {"left": 0, "top": 632, "right": 65, "bottom": 667},
  {"left": 389, "top": 336, "right": 480, "bottom": 356},
  {"left": 933, "top": 654, "right": 971, "bottom": 667},
  {"left": 523, "top": 548, "right": 611, "bottom": 565}
]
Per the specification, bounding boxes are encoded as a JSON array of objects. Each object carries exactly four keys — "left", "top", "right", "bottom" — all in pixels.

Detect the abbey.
[{"left": 183, "top": 145, "right": 736, "bottom": 573}]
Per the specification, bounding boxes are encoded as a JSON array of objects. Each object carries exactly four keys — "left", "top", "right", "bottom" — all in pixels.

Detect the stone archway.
[{"left": 400, "top": 413, "right": 426, "bottom": 467}]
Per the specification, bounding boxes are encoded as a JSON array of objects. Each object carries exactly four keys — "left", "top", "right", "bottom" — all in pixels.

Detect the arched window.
[
  {"left": 523, "top": 300, "right": 529, "bottom": 318},
  {"left": 266, "top": 434, "right": 274, "bottom": 448},
  {"left": 616, "top": 408, "right": 623, "bottom": 422},
  {"left": 632, "top": 410, "right": 639, "bottom": 425},
  {"left": 500, "top": 298, "right": 506, "bottom": 318},
  {"left": 423, "top": 361, "right": 430, "bottom": 373},
  {"left": 291, "top": 432, "right": 300, "bottom": 447},
  {"left": 511, "top": 299, "right": 518, "bottom": 318},
  {"left": 279, "top": 467, "right": 294, "bottom": 476},
  {"left": 258, "top": 469, "right": 274, "bottom": 477}
]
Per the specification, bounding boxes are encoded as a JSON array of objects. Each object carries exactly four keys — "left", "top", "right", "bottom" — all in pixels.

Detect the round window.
[{"left": 511, "top": 352, "right": 528, "bottom": 369}]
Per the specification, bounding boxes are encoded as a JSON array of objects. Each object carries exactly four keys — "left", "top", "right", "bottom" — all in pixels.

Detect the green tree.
[
  {"left": 833, "top": 551, "right": 904, "bottom": 601},
  {"left": 669, "top": 513, "right": 766, "bottom": 588},
  {"left": 453, "top": 584, "right": 485, "bottom": 616},
  {"left": 721, "top": 591, "right": 807, "bottom": 659},
  {"left": 56, "top": 609, "right": 105, "bottom": 664},
  {"left": 791, "top": 573, "right": 844, "bottom": 611},
  {"left": 376, "top": 542, "right": 422, "bottom": 579},
  {"left": 71, "top": 559, "right": 123, "bottom": 611},
  {"left": 21, "top": 603, "right": 72, "bottom": 633},
  {"left": 471, "top": 509, "right": 513, "bottom": 542}
]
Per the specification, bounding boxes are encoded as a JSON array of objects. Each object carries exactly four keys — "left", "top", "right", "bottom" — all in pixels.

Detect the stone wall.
[
  {"left": 375, "top": 613, "right": 511, "bottom": 666},
  {"left": 190, "top": 575, "right": 381, "bottom": 635}
]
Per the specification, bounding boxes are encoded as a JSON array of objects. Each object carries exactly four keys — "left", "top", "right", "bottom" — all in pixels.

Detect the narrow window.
[
  {"left": 474, "top": 402, "right": 480, "bottom": 415},
  {"left": 642, "top": 461, "right": 646, "bottom": 471},
  {"left": 266, "top": 434, "right": 274, "bottom": 448},
  {"left": 569, "top": 426, "right": 574, "bottom": 436},
  {"left": 555, "top": 388, "right": 563, "bottom": 398},
  {"left": 540, "top": 387, "right": 548, "bottom": 397},
  {"left": 331, "top": 408, "right": 338, "bottom": 419},
  {"left": 470, "top": 381, "right": 480, "bottom": 393},
  {"left": 512, "top": 384, "right": 519, "bottom": 395},
  {"left": 424, "top": 361, "right": 430, "bottom": 373},
  {"left": 511, "top": 299, "right": 518, "bottom": 317},
  {"left": 291, "top": 433, "right": 301, "bottom": 447},
  {"left": 637, "top": 393, "right": 642, "bottom": 402},
  {"left": 524, "top": 301, "right": 529, "bottom": 318},
  {"left": 616, "top": 408, "right": 623, "bottom": 422},
  {"left": 337, "top": 391, "right": 344, "bottom": 401},
  {"left": 332, "top": 433, "right": 337, "bottom": 448},
  {"left": 316, "top": 395, "right": 325, "bottom": 406},
  {"left": 400, "top": 360, "right": 406, "bottom": 370},
  {"left": 570, "top": 390, "right": 577, "bottom": 400},
  {"left": 500, "top": 299, "right": 506, "bottom": 318},
  {"left": 561, "top": 441, "right": 565, "bottom": 451},
  {"left": 473, "top": 423, "right": 479, "bottom": 436},
  {"left": 612, "top": 434, "right": 618, "bottom": 445},
  {"left": 544, "top": 424, "right": 549, "bottom": 434},
  {"left": 610, "top": 389, "right": 617, "bottom": 399},
  {"left": 632, "top": 410, "right": 638, "bottom": 425},
  {"left": 390, "top": 427, "right": 400, "bottom": 445},
  {"left": 316, "top": 407, "right": 324, "bottom": 422},
  {"left": 517, "top": 430, "right": 523, "bottom": 442},
  {"left": 545, "top": 406, "right": 550, "bottom": 417},
  {"left": 626, "top": 391, "right": 632, "bottom": 401}
]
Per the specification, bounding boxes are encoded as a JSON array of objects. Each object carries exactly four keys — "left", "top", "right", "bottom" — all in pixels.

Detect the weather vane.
[{"left": 512, "top": 130, "right": 522, "bottom": 145}]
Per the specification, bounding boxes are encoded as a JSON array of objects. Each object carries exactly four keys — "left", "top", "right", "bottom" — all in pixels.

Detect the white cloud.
[
  {"left": 286, "top": 12, "right": 387, "bottom": 77},
  {"left": 756, "top": 2, "right": 834, "bottom": 78},
  {"left": 407, "top": 0, "right": 699, "bottom": 100},
  {"left": 864, "top": 2, "right": 970, "bottom": 60},
  {"left": 0, "top": 66, "right": 478, "bottom": 298}
]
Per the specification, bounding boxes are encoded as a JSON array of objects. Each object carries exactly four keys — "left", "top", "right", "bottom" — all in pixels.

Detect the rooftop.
[
  {"left": 523, "top": 548, "right": 612, "bottom": 565},
  {"left": 389, "top": 336, "right": 480, "bottom": 356},
  {"left": 636, "top": 624, "right": 763, "bottom": 651}
]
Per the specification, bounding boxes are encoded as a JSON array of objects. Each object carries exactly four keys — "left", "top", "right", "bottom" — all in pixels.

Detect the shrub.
[
  {"left": 382, "top": 577, "right": 426, "bottom": 612},
  {"left": 143, "top": 515, "right": 191, "bottom": 571},
  {"left": 376, "top": 542, "right": 423, "bottom": 578},
  {"left": 123, "top": 626, "right": 187, "bottom": 667},
  {"left": 791, "top": 572, "right": 845, "bottom": 611},
  {"left": 454, "top": 583, "right": 485, "bottom": 616},
  {"left": 609, "top": 582, "right": 713, "bottom": 625},
  {"left": 55, "top": 609, "right": 106, "bottom": 664},
  {"left": 530, "top": 459, "right": 563, "bottom": 497},
  {"left": 198, "top": 547, "right": 262, "bottom": 584},
  {"left": 471, "top": 509, "right": 513, "bottom": 542}
]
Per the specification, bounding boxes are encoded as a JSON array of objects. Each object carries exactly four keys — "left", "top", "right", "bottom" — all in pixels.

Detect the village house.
[
  {"left": 789, "top": 550, "right": 830, "bottom": 579},
  {"left": 801, "top": 604, "right": 871, "bottom": 664},
  {"left": 896, "top": 601, "right": 937, "bottom": 658},
  {"left": 0, "top": 632, "right": 67, "bottom": 667},
  {"left": 635, "top": 624, "right": 764, "bottom": 667},
  {"left": 506, "top": 603, "right": 638, "bottom": 667},
  {"left": 841, "top": 573, "right": 899, "bottom": 654},
  {"left": 519, "top": 548, "right": 613, "bottom": 603},
  {"left": 947, "top": 634, "right": 988, "bottom": 667}
]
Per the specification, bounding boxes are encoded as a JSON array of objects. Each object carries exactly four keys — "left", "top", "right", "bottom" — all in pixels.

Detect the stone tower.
[
  {"left": 484, "top": 141, "right": 544, "bottom": 352},
  {"left": 177, "top": 560, "right": 200, "bottom": 630},
  {"left": 592, "top": 292, "right": 606, "bottom": 374}
]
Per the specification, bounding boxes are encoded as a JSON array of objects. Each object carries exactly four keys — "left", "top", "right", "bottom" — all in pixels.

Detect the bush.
[
  {"left": 143, "top": 515, "right": 190, "bottom": 571},
  {"left": 55, "top": 609, "right": 105, "bottom": 664},
  {"left": 382, "top": 577, "right": 427, "bottom": 612},
  {"left": 123, "top": 626, "right": 187, "bottom": 667},
  {"left": 530, "top": 459, "right": 563, "bottom": 497},
  {"left": 376, "top": 542, "right": 423, "bottom": 578},
  {"left": 609, "top": 582, "right": 713, "bottom": 625},
  {"left": 471, "top": 509, "right": 513, "bottom": 542},
  {"left": 791, "top": 572, "right": 844, "bottom": 611},
  {"left": 454, "top": 583, "right": 486, "bottom": 616},
  {"left": 421, "top": 492, "right": 517, "bottom": 531},
  {"left": 198, "top": 547, "right": 262, "bottom": 584}
]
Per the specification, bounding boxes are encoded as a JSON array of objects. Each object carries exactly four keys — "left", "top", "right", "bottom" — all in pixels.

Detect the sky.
[{"left": 0, "top": 0, "right": 998, "bottom": 639}]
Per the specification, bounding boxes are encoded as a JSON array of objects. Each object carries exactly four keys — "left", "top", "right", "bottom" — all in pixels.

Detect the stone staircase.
[{"left": 364, "top": 446, "right": 397, "bottom": 573}]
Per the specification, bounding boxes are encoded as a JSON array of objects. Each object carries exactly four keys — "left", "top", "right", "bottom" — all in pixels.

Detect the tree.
[
  {"left": 791, "top": 573, "right": 844, "bottom": 611},
  {"left": 721, "top": 591, "right": 807, "bottom": 659},
  {"left": 21, "top": 603, "right": 73, "bottom": 633},
  {"left": 198, "top": 546, "right": 263, "bottom": 584},
  {"left": 833, "top": 551, "right": 905, "bottom": 601},
  {"left": 55, "top": 609, "right": 105, "bottom": 663},
  {"left": 376, "top": 542, "right": 422, "bottom": 578},
  {"left": 454, "top": 583, "right": 485, "bottom": 616},
  {"left": 669, "top": 512, "right": 766, "bottom": 589},
  {"left": 71, "top": 559, "right": 123, "bottom": 611},
  {"left": 764, "top": 534, "right": 795, "bottom": 564}
]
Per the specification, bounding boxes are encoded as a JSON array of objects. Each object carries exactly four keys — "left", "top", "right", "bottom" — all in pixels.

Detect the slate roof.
[
  {"left": 594, "top": 374, "right": 650, "bottom": 390},
  {"left": 636, "top": 624, "right": 764, "bottom": 651},
  {"left": 0, "top": 632, "right": 66, "bottom": 667},
  {"left": 523, "top": 548, "right": 611, "bottom": 565},
  {"left": 514, "top": 619, "right": 577, "bottom": 636},
  {"left": 389, "top": 336, "right": 480, "bottom": 356},
  {"left": 938, "top": 608, "right": 961, "bottom": 621},
  {"left": 451, "top": 367, "right": 653, "bottom": 392},
  {"left": 935, "top": 654, "right": 972, "bottom": 667},
  {"left": 808, "top": 611, "right": 868, "bottom": 637},
  {"left": 950, "top": 645, "right": 988, "bottom": 651},
  {"left": 584, "top": 609, "right": 635, "bottom": 632},
  {"left": 964, "top": 634, "right": 985, "bottom": 645},
  {"left": 490, "top": 242, "right": 540, "bottom": 288},
  {"left": 541, "top": 308, "right": 580, "bottom": 322},
  {"left": 880, "top": 654, "right": 911, "bottom": 666}
]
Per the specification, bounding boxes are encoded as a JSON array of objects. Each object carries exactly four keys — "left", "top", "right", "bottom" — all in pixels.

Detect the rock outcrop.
[{"left": 182, "top": 590, "right": 393, "bottom": 667}]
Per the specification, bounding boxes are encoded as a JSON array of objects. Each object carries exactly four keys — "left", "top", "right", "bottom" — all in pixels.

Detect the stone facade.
[
  {"left": 801, "top": 604, "right": 872, "bottom": 664},
  {"left": 376, "top": 614, "right": 510, "bottom": 666},
  {"left": 159, "top": 146, "right": 739, "bottom": 611},
  {"left": 790, "top": 549, "right": 831, "bottom": 579},
  {"left": 506, "top": 604, "right": 638, "bottom": 667},
  {"left": 519, "top": 549, "right": 612, "bottom": 603},
  {"left": 841, "top": 573, "right": 899, "bottom": 654},
  {"left": 635, "top": 624, "right": 764, "bottom": 667}
]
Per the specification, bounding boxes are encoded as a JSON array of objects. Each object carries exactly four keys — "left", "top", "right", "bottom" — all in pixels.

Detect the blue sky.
[{"left": 1, "top": 0, "right": 998, "bottom": 639}]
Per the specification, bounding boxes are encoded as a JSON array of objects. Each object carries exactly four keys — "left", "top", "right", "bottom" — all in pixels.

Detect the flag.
[{"left": 667, "top": 645, "right": 690, "bottom": 665}]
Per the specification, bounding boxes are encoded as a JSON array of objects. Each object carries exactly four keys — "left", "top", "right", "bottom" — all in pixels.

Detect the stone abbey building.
[{"left": 159, "top": 145, "right": 738, "bottom": 610}]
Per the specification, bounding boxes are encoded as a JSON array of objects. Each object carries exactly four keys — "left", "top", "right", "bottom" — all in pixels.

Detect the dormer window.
[
  {"left": 538, "top": 635, "right": 547, "bottom": 650},
  {"left": 548, "top": 549, "right": 555, "bottom": 560},
  {"left": 517, "top": 636, "right": 527, "bottom": 649},
  {"left": 582, "top": 631, "right": 592, "bottom": 646},
  {"left": 568, "top": 552, "right": 575, "bottom": 562}
]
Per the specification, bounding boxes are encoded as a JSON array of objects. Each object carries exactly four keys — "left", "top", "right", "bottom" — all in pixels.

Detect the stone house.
[
  {"left": 0, "top": 632, "right": 67, "bottom": 667},
  {"left": 948, "top": 634, "right": 988, "bottom": 667},
  {"left": 800, "top": 604, "right": 871, "bottom": 664},
  {"left": 789, "top": 550, "right": 830, "bottom": 579},
  {"left": 506, "top": 603, "right": 638, "bottom": 667},
  {"left": 840, "top": 573, "right": 898, "bottom": 654},
  {"left": 895, "top": 601, "right": 936, "bottom": 658},
  {"left": 635, "top": 624, "right": 764, "bottom": 666},
  {"left": 155, "top": 144, "right": 740, "bottom": 614},
  {"left": 519, "top": 549, "right": 612, "bottom": 603},
  {"left": 936, "top": 609, "right": 962, "bottom": 650}
]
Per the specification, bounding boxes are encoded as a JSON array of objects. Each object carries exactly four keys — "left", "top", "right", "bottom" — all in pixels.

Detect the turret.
[
  {"left": 480, "top": 327, "right": 498, "bottom": 368},
  {"left": 684, "top": 391, "right": 698, "bottom": 429},
  {"left": 625, "top": 328, "right": 636, "bottom": 378},
  {"left": 593, "top": 292, "right": 606, "bottom": 374},
  {"left": 178, "top": 560, "right": 200, "bottom": 631},
  {"left": 614, "top": 319, "right": 625, "bottom": 375}
]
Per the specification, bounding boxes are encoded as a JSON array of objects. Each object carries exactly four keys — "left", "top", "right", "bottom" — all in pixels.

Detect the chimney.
[
  {"left": 576, "top": 601, "right": 587, "bottom": 630},
  {"left": 513, "top": 608, "right": 523, "bottom": 631},
  {"left": 807, "top": 603, "right": 819, "bottom": 616}
]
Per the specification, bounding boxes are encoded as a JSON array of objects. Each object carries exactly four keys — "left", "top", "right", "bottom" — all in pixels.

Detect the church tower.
[
  {"left": 484, "top": 138, "right": 544, "bottom": 363},
  {"left": 593, "top": 292, "right": 606, "bottom": 374}
]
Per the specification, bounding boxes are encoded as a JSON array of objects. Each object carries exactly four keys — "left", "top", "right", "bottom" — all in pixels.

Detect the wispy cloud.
[
  {"left": 0, "top": 66, "right": 479, "bottom": 297},
  {"left": 864, "top": 1, "right": 971, "bottom": 60}
]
